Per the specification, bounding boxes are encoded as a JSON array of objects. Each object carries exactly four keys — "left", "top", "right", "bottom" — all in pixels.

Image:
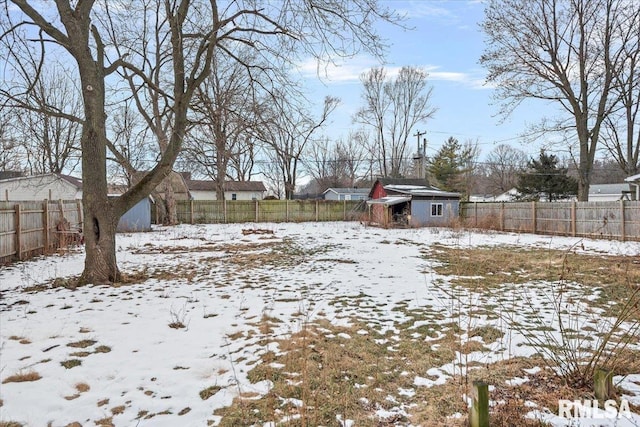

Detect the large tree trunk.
[
  {"left": 81, "top": 202, "right": 120, "bottom": 285},
  {"left": 163, "top": 178, "right": 178, "bottom": 225},
  {"left": 73, "top": 23, "right": 120, "bottom": 285}
]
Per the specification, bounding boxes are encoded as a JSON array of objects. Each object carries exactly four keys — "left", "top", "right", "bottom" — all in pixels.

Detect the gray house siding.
[
  {"left": 410, "top": 199, "right": 459, "bottom": 227},
  {"left": 324, "top": 191, "right": 340, "bottom": 201},
  {"left": 117, "top": 198, "right": 152, "bottom": 232}
]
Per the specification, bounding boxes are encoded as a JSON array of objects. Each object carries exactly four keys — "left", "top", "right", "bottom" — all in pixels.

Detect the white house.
[
  {"left": 186, "top": 179, "right": 266, "bottom": 201},
  {"left": 469, "top": 188, "right": 520, "bottom": 202},
  {"left": 0, "top": 173, "right": 82, "bottom": 201},
  {"left": 625, "top": 173, "right": 640, "bottom": 200}
]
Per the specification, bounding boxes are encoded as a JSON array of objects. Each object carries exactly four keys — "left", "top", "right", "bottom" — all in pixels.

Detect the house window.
[
  {"left": 231, "top": 193, "right": 237, "bottom": 200},
  {"left": 431, "top": 203, "right": 443, "bottom": 217}
]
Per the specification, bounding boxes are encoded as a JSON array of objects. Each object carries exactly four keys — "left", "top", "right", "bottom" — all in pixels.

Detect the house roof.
[
  {"left": 187, "top": 180, "right": 266, "bottom": 192},
  {"left": 58, "top": 174, "right": 82, "bottom": 189},
  {"left": 322, "top": 187, "right": 370, "bottom": 195},
  {"left": 0, "top": 172, "right": 82, "bottom": 189},
  {"left": 625, "top": 173, "right": 640, "bottom": 183},
  {"left": 589, "top": 183, "right": 630, "bottom": 195}
]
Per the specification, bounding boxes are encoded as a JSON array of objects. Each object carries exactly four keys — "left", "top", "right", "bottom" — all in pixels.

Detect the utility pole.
[{"left": 413, "top": 130, "right": 427, "bottom": 179}]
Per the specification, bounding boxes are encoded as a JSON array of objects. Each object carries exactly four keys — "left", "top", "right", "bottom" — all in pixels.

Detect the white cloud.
[
  {"left": 298, "top": 58, "right": 492, "bottom": 90},
  {"left": 297, "top": 55, "right": 382, "bottom": 84}
]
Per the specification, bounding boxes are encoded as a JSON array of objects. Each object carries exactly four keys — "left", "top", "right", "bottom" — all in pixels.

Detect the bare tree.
[
  {"left": 338, "top": 131, "right": 369, "bottom": 187},
  {"left": 2, "top": 0, "right": 399, "bottom": 284},
  {"left": 14, "top": 69, "right": 82, "bottom": 174},
  {"left": 0, "top": 109, "right": 23, "bottom": 172},
  {"left": 485, "top": 144, "right": 528, "bottom": 194},
  {"left": 481, "top": 0, "right": 638, "bottom": 200},
  {"left": 185, "top": 50, "right": 266, "bottom": 198},
  {"left": 107, "top": 101, "right": 155, "bottom": 186},
  {"left": 306, "top": 137, "right": 344, "bottom": 190},
  {"left": 0, "top": 61, "right": 82, "bottom": 174},
  {"left": 304, "top": 131, "right": 369, "bottom": 193},
  {"left": 257, "top": 95, "right": 340, "bottom": 199},
  {"left": 602, "top": 5, "right": 640, "bottom": 177},
  {"left": 355, "top": 66, "right": 436, "bottom": 178}
]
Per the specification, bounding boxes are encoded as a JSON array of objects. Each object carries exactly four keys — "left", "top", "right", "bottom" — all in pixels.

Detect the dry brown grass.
[
  {"left": 200, "top": 385, "right": 222, "bottom": 400},
  {"left": 75, "top": 382, "right": 90, "bottom": 392},
  {"left": 111, "top": 405, "right": 126, "bottom": 415},
  {"left": 423, "top": 244, "right": 640, "bottom": 314},
  {"left": 61, "top": 359, "right": 82, "bottom": 369},
  {"left": 2, "top": 370, "right": 42, "bottom": 384},
  {"left": 94, "top": 416, "right": 114, "bottom": 427},
  {"left": 214, "top": 317, "right": 559, "bottom": 426},
  {"left": 67, "top": 339, "right": 97, "bottom": 348}
]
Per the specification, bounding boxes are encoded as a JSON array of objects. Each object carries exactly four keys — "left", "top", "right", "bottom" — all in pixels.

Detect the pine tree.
[
  {"left": 427, "top": 137, "right": 474, "bottom": 193},
  {"left": 517, "top": 150, "right": 578, "bottom": 201}
]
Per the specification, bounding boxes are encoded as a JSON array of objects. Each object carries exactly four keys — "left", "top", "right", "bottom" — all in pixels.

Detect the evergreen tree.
[
  {"left": 517, "top": 150, "right": 578, "bottom": 201},
  {"left": 427, "top": 137, "right": 475, "bottom": 193}
]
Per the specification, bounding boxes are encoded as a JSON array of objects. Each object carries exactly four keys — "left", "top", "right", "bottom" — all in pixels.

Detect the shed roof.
[
  {"left": 625, "top": 173, "right": 640, "bottom": 183},
  {"left": 394, "top": 188, "right": 461, "bottom": 199},
  {"left": 366, "top": 196, "right": 411, "bottom": 206},
  {"left": 377, "top": 178, "right": 431, "bottom": 187}
]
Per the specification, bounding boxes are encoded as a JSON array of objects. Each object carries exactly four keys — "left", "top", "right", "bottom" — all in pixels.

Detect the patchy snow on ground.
[{"left": 0, "top": 222, "right": 639, "bottom": 426}]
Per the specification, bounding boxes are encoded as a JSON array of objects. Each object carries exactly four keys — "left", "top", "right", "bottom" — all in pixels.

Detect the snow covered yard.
[{"left": 0, "top": 222, "right": 639, "bottom": 426}]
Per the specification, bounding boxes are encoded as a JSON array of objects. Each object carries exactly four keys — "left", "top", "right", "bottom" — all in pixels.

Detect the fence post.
[
  {"left": 286, "top": 199, "right": 289, "bottom": 222},
  {"left": 532, "top": 201, "right": 537, "bottom": 233},
  {"left": 255, "top": 199, "right": 259, "bottom": 222},
  {"left": 620, "top": 200, "right": 626, "bottom": 242},
  {"left": 343, "top": 200, "right": 347, "bottom": 221},
  {"left": 571, "top": 201, "right": 577, "bottom": 237},
  {"left": 474, "top": 202, "right": 478, "bottom": 227},
  {"left": 594, "top": 368, "right": 614, "bottom": 400},
  {"left": 470, "top": 381, "right": 489, "bottom": 427},
  {"left": 500, "top": 202, "right": 505, "bottom": 231},
  {"left": 223, "top": 199, "right": 227, "bottom": 223},
  {"left": 15, "top": 204, "right": 22, "bottom": 261},
  {"left": 43, "top": 201, "right": 50, "bottom": 254},
  {"left": 315, "top": 200, "right": 319, "bottom": 222}
]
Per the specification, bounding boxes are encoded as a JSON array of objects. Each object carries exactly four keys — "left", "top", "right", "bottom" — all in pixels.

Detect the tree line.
[{"left": 0, "top": 0, "right": 638, "bottom": 284}]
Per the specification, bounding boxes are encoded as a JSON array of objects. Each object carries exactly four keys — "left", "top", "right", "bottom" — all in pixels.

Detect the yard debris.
[{"left": 242, "top": 228, "right": 274, "bottom": 236}]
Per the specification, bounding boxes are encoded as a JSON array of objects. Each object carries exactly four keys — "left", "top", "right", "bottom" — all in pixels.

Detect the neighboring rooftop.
[
  {"left": 186, "top": 179, "right": 266, "bottom": 192},
  {"left": 323, "top": 187, "right": 370, "bottom": 195},
  {"left": 0, "top": 172, "right": 82, "bottom": 188}
]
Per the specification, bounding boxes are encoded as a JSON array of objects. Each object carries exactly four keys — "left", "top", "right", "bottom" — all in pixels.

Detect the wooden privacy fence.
[
  {"left": 461, "top": 201, "right": 640, "bottom": 241},
  {"left": 162, "top": 199, "right": 367, "bottom": 224},
  {"left": 0, "top": 200, "right": 83, "bottom": 264}
]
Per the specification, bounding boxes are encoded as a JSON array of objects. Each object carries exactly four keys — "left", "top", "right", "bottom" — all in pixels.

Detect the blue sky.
[{"left": 299, "top": 0, "right": 551, "bottom": 161}]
